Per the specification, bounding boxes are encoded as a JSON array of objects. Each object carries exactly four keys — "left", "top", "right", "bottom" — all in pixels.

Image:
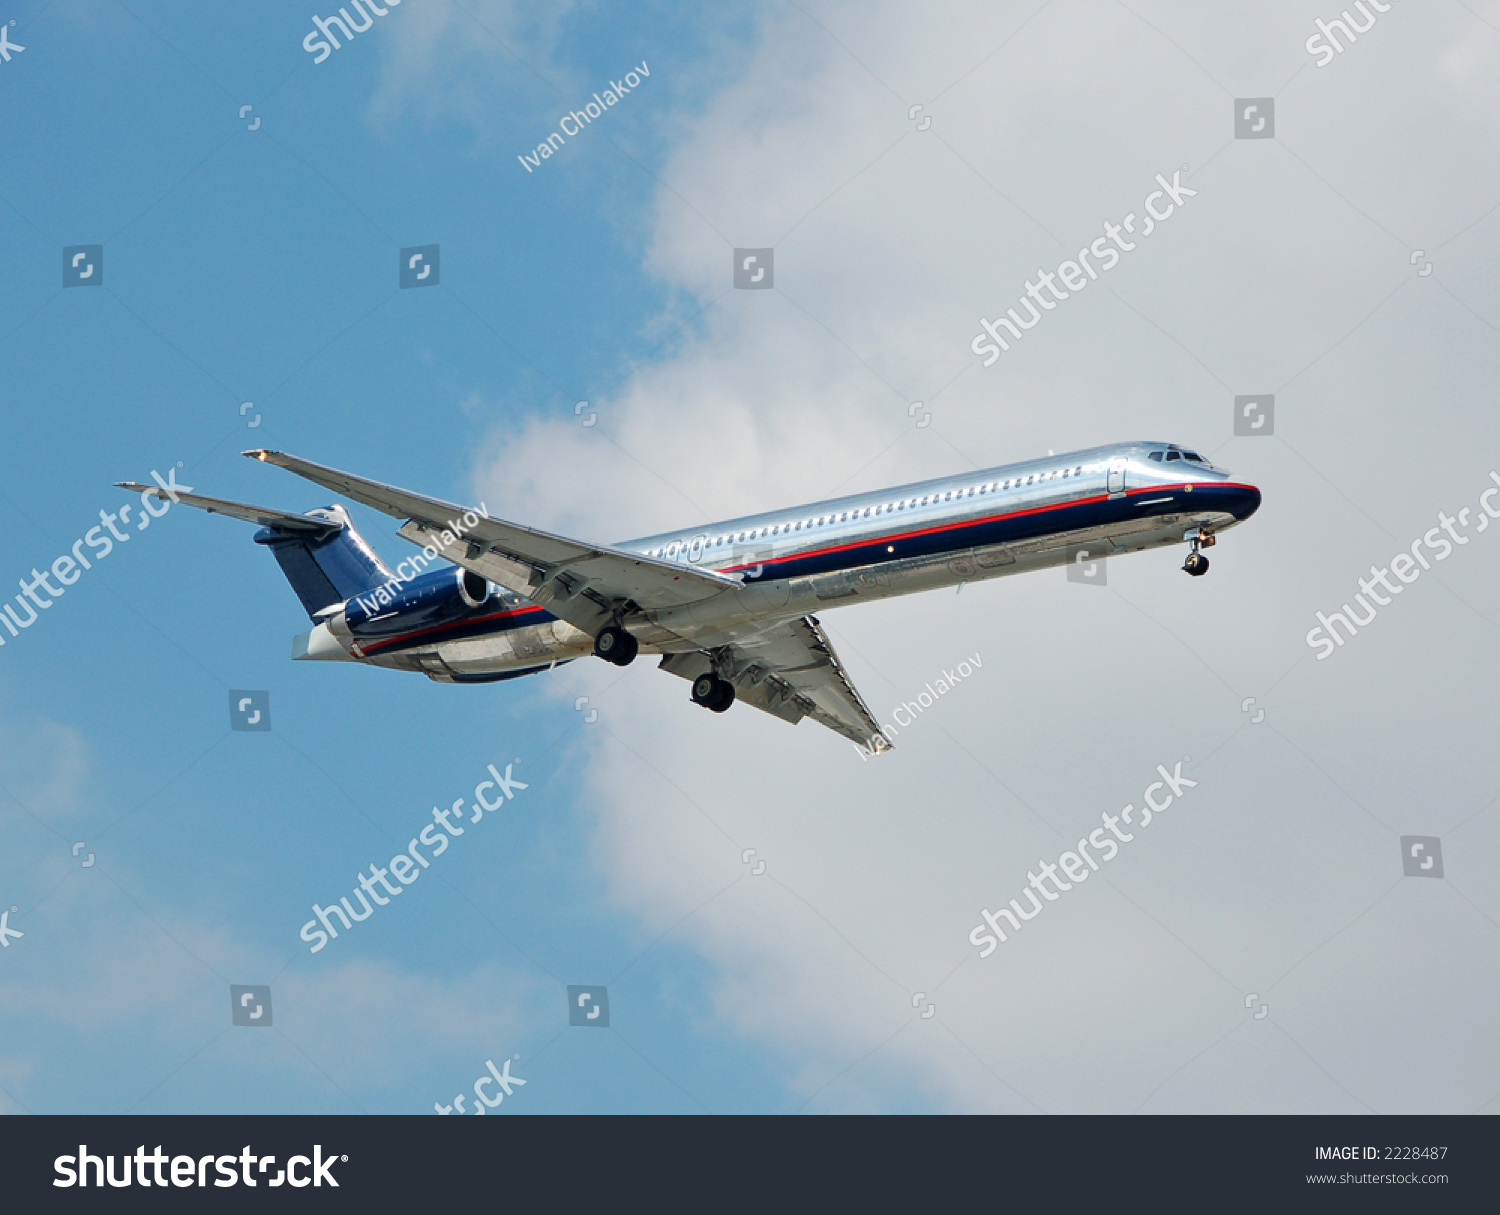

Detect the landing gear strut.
[
  {"left": 1182, "top": 528, "right": 1215, "bottom": 577},
  {"left": 594, "top": 624, "right": 638, "bottom": 666},
  {"left": 691, "top": 673, "right": 736, "bottom": 713}
]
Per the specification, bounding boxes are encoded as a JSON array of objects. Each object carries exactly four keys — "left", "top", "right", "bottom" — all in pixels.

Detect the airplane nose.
[{"left": 1231, "top": 484, "right": 1262, "bottom": 521}]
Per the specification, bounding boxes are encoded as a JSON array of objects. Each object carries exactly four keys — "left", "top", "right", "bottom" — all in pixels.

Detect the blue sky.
[
  {"left": 0, "top": 0, "right": 808, "bottom": 1114},
  {"left": 4, "top": 0, "right": 1500, "bottom": 1117}
]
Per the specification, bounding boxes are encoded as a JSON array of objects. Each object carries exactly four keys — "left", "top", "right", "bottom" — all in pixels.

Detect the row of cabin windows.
[{"left": 646, "top": 464, "right": 1089, "bottom": 558}]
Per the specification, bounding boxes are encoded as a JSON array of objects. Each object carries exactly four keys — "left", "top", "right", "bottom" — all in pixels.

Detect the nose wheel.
[
  {"left": 1182, "top": 529, "right": 1215, "bottom": 577},
  {"left": 691, "top": 673, "right": 736, "bottom": 712}
]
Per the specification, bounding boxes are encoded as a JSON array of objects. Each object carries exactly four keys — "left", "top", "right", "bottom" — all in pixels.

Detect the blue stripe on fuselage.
[
  {"left": 724, "top": 481, "right": 1259, "bottom": 583},
  {"left": 368, "top": 481, "right": 1259, "bottom": 655}
]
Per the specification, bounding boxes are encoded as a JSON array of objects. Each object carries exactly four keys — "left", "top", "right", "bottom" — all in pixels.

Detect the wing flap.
[{"left": 659, "top": 616, "right": 888, "bottom": 749}]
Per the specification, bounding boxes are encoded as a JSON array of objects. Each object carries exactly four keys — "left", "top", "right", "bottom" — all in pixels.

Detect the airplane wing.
[
  {"left": 241, "top": 449, "right": 742, "bottom": 637},
  {"left": 660, "top": 615, "right": 889, "bottom": 750}
]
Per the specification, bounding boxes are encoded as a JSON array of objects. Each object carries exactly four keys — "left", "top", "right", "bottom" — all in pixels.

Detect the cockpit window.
[
  {"left": 1183, "top": 451, "right": 1204, "bottom": 463},
  {"left": 1149, "top": 451, "right": 1163, "bottom": 462},
  {"left": 1166, "top": 451, "right": 1182, "bottom": 461}
]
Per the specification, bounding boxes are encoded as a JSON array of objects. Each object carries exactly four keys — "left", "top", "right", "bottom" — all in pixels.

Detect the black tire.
[
  {"left": 1183, "top": 552, "right": 1209, "bottom": 577},
  {"left": 594, "top": 625, "right": 638, "bottom": 665},
  {"left": 708, "top": 680, "right": 736, "bottom": 713},
  {"left": 691, "top": 673, "right": 719, "bottom": 705}
]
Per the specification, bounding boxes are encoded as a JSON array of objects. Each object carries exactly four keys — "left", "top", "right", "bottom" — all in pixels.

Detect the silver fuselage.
[{"left": 330, "top": 441, "right": 1261, "bottom": 681}]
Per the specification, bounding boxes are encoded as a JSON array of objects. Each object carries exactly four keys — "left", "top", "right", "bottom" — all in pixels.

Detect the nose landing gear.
[{"left": 1182, "top": 528, "right": 1215, "bottom": 577}]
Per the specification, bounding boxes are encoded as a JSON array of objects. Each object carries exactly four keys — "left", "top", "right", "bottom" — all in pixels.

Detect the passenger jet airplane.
[{"left": 122, "top": 442, "right": 1259, "bottom": 749}]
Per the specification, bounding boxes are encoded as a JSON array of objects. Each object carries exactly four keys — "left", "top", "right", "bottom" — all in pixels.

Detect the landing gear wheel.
[
  {"left": 1182, "top": 529, "right": 1214, "bottom": 577},
  {"left": 691, "top": 674, "right": 736, "bottom": 712},
  {"left": 594, "top": 625, "right": 638, "bottom": 666}
]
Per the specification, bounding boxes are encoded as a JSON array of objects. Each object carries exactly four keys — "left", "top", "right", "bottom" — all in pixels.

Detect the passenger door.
[{"left": 1107, "top": 458, "right": 1126, "bottom": 497}]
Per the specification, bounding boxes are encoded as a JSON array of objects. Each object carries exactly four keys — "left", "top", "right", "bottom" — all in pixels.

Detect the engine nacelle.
[{"left": 344, "top": 566, "right": 492, "bottom": 643}]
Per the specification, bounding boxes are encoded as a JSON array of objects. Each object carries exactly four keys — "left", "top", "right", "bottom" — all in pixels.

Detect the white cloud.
[{"left": 465, "top": 0, "right": 1500, "bottom": 1111}]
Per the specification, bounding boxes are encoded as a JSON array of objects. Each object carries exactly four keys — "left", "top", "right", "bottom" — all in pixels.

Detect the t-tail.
[
  {"left": 114, "top": 483, "right": 398, "bottom": 660},
  {"left": 252, "top": 504, "right": 393, "bottom": 619},
  {"left": 116, "top": 480, "right": 506, "bottom": 668}
]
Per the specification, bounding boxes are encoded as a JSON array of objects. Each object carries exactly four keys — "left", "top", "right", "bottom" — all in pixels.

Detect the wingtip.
[
  {"left": 242, "top": 448, "right": 277, "bottom": 463},
  {"left": 115, "top": 481, "right": 149, "bottom": 492}
]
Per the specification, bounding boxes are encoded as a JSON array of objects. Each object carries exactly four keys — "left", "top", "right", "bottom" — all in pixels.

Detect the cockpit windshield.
[{"left": 1154, "top": 448, "right": 1208, "bottom": 465}]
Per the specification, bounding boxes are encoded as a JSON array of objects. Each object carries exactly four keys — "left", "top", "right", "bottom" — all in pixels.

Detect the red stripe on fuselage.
[
  {"left": 359, "top": 603, "right": 547, "bottom": 655},
  {"left": 713, "top": 482, "right": 1255, "bottom": 574}
]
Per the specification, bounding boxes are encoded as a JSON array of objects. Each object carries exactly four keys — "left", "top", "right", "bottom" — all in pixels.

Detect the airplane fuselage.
[{"left": 313, "top": 441, "right": 1260, "bottom": 683}]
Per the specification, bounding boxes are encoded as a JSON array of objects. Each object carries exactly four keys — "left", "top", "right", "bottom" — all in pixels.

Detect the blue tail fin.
[{"left": 254, "top": 505, "right": 393, "bottom": 619}]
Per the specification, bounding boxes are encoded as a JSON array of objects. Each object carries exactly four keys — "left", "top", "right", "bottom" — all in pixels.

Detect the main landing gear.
[
  {"left": 1182, "top": 528, "right": 1215, "bottom": 577},
  {"left": 691, "top": 673, "right": 736, "bottom": 713},
  {"left": 593, "top": 624, "right": 638, "bottom": 666}
]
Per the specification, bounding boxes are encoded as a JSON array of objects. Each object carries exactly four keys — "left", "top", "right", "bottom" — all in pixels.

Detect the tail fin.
[
  {"left": 254, "top": 505, "right": 393, "bottom": 619},
  {"left": 116, "top": 483, "right": 394, "bottom": 620}
]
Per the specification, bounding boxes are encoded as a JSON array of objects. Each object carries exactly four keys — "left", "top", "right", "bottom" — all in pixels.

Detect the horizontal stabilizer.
[{"left": 116, "top": 484, "right": 342, "bottom": 537}]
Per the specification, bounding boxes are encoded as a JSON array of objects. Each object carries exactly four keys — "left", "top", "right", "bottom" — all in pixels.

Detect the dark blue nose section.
[{"left": 1229, "top": 484, "right": 1262, "bottom": 521}]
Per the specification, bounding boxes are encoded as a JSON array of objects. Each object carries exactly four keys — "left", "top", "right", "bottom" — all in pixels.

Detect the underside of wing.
[
  {"left": 660, "top": 615, "right": 889, "bottom": 749},
  {"left": 243, "top": 449, "right": 741, "bottom": 637}
]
